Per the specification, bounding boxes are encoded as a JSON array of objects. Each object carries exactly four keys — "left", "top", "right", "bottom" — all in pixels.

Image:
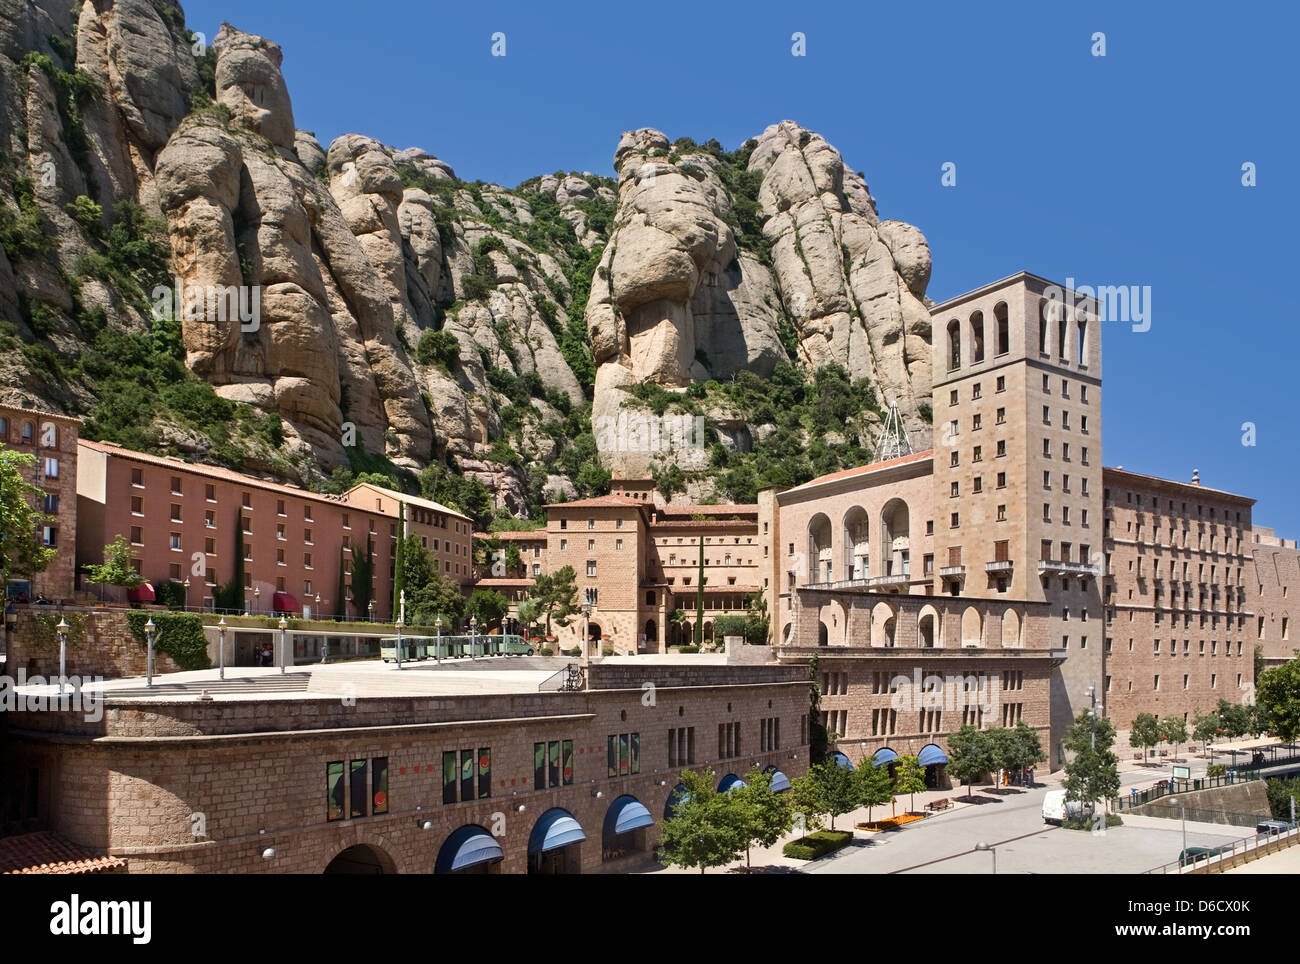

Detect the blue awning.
[
  {"left": 830, "top": 751, "right": 854, "bottom": 770},
  {"left": 765, "top": 768, "right": 791, "bottom": 793},
  {"left": 528, "top": 808, "right": 586, "bottom": 854},
  {"left": 435, "top": 825, "right": 504, "bottom": 874},
  {"left": 919, "top": 744, "right": 949, "bottom": 767},
  {"left": 664, "top": 784, "right": 690, "bottom": 819},
  {"left": 872, "top": 748, "right": 899, "bottom": 767},
  {"left": 717, "top": 774, "right": 747, "bottom": 795},
  {"left": 604, "top": 796, "right": 654, "bottom": 836}
]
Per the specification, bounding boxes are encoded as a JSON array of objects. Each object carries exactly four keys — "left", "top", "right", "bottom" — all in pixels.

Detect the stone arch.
[
  {"left": 970, "top": 309, "right": 985, "bottom": 363},
  {"left": 817, "top": 620, "right": 829, "bottom": 647},
  {"left": 918, "top": 604, "right": 940, "bottom": 648},
  {"left": 644, "top": 619, "right": 656, "bottom": 648},
  {"left": 1000, "top": 608, "right": 1022, "bottom": 649},
  {"left": 808, "top": 513, "right": 833, "bottom": 583},
  {"left": 821, "top": 598, "right": 848, "bottom": 646},
  {"left": 960, "top": 606, "right": 982, "bottom": 647},
  {"left": 880, "top": 498, "right": 911, "bottom": 579},
  {"left": 870, "top": 601, "right": 897, "bottom": 648},
  {"left": 1038, "top": 298, "right": 1050, "bottom": 354},
  {"left": 994, "top": 301, "right": 1009, "bottom": 355},
  {"left": 841, "top": 506, "right": 870, "bottom": 580},
  {"left": 947, "top": 318, "right": 961, "bottom": 370},
  {"left": 323, "top": 843, "right": 398, "bottom": 875},
  {"left": 781, "top": 622, "right": 792, "bottom": 645}
]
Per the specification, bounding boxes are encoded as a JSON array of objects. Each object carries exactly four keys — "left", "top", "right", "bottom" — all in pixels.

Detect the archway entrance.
[{"left": 323, "top": 844, "right": 396, "bottom": 875}]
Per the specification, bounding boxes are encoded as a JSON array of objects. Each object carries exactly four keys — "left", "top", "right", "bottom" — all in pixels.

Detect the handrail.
[{"left": 1144, "top": 824, "right": 1299, "bottom": 874}]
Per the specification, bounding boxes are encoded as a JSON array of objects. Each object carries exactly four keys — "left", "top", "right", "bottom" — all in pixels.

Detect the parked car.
[
  {"left": 1042, "top": 789, "right": 1089, "bottom": 824},
  {"left": 1256, "top": 820, "right": 1291, "bottom": 836},
  {"left": 1179, "top": 844, "right": 1234, "bottom": 866}
]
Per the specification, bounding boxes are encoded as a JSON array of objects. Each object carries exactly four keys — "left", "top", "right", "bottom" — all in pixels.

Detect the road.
[{"left": 807, "top": 769, "right": 1254, "bottom": 875}]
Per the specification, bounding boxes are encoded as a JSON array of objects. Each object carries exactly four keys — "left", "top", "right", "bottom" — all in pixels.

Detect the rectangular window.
[
  {"left": 372, "top": 757, "right": 389, "bottom": 814},
  {"left": 131, "top": 468, "right": 144, "bottom": 487},
  {"left": 445, "top": 751, "right": 459, "bottom": 803},
  {"left": 460, "top": 749, "right": 475, "bottom": 802},
  {"left": 478, "top": 748, "right": 491, "bottom": 799},
  {"left": 327, "top": 762, "right": 345, "bottom": 821},
  {"left": 349, "top": 759, "right": 368, "bottom": 818}
]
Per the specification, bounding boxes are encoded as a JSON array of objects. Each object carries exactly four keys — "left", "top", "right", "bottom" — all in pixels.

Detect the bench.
[{"left": 927, "top": 798, "right": 952, "bottom": 812}]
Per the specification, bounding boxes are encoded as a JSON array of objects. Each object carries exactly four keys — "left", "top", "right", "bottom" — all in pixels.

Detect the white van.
[{"left": 1041, "top": 790, "right": 1087, "bottom": 825}]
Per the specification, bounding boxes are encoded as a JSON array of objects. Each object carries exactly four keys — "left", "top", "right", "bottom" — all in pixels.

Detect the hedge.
[
  {"left": 125, "top": 611, "right": 212, "bottom": 671},
  {"left": 678, "top": 645, "right": 700, "bottom": 654},
  {"left": 782, "top": 830, "right": 853, "bottom": 860}
]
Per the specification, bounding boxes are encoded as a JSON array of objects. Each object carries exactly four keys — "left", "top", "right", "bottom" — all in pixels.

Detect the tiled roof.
[
  {"left": 1101, "top": 466, "right": 1255, "bottom": 505},
  {"left": 473, "top": 578, "right": 535, "bottom": 587},
  {"left": 0, "top": 402, "right": 81, "bottom": 424},
  {"left": 0, "top": 831, "right": 126, "bottom": 875},
  {"left": 656, "top": 504, "right": 759, "bottom": 516},
  {"left": 545, "top": 494, "right": 648, "bottom": 509},
  {"left": 346, "top": 482, "right": 471, "bottom": 521},
  {"left": 78, "top": 439, "right": 363, "bottom": 508},
  {"left": 788, "top": 449, "right": 934, "bottom": 491},
  {"left": 473, "top": 529, "right": 547, "bottom": 541}
]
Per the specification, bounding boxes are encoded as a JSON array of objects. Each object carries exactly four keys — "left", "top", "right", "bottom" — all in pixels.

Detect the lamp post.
[
  {"left": 278, "top": 616, "right": 288, "bottom": 674},
  {"left": 56, "top": 617, "right": 69, "bottom": 694},
  {"left": 244, "top": 586, "right": 251, "bottom": 617},
  {"left": 314, "top": 593, "right": 321, "bottom": 621},
  {"left": 217, "top": 616, "right": 227, "bottom": 681},
  {"left": 470, "top": 615, "right": 478, "bottom": 660},
  {"left": 582, "top": 602, "right": 591, "bottom": 657},
  {"left": 182, "top": 577, "right": 191, "bottom": 612},
  {"left": 395, "top": 615, "right": 404, "bottom": 671},
  {"left": 144, "top": 616, "right": 155, "bottom": 688},
  {"left": 974, "top": 840, "right": 996, "bottom": 874},
  {"left": 254, "top": 586, "right": 261, "bottom": 615},
  {"left": 435, "top": 615, "right": 442, "bottom": 664},
  {"left": 1169, "top": 796, "right": 1187, "bottom": 861},
  {"left": 1087, "top": 682, "right": 1097, "bottom": 751},
  {"left": 368, "top": 599, "right": 375, "bottom": 623}
]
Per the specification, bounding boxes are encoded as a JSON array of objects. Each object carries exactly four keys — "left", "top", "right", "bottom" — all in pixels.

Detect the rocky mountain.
[{"left": 0, "top": 0, "right": 934, "bottom": 520}]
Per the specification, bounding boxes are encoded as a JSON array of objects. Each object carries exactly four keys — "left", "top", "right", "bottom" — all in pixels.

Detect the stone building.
[
  {"left": 0, "top": 404, "right": 79, "bottom": 602},
  {"left": 1247, "top": 526, "right": 1300, "bottom": 671},
  {"left": 344, "top": 482, "right": 474, "bottom": 588}
]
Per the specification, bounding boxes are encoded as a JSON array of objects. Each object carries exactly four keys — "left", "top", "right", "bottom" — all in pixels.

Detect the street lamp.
[
  {"left": 217, "top": 616, "right": 227, "bottom": 681},
  {"left": 1086, "top": 682, "right": 1097, "bottom": 751},
  {"left": 470, "top": 615, "right": 478, "bottom": 659},
  {"left": 1168, "top": 796, "right": 1187, "bottom": 862},
  {"left": 183, "top": 577, "right": 191, "bottom": 612},
  {"left": 254, "top": 586, "right": 261, "bottom": 614},
  {"left": 56, "top": 617, "right": 69, "bottom": 694},
  {"left": 435, "top": 615, "right": 442, "bottom": 663},
  {"left": 368, "top": 599, "right": 375, "bottom": 623},
  {"left": 582, "top": 602, "right": 591, "bottom": 657},
  {"left": 278, "top": 616, "right": 288, "bottom": 675},
  {"left": 143, "top": 616, "right": 155, "bottom": 688},
  {"left": 395, "top": 615, "right": 404, "bottom": 671},
  {"left": 974, "top": 840, "right": 996, "bottom": 874}
]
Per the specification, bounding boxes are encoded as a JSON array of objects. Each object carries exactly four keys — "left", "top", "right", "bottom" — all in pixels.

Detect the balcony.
[
  {"left": 940, "top": 565, "right": 966, "bottom": 579},
  {"left": 985, "top": 560, "right": 1015, "bottom": 574},
  {"left": 1037, "top": 559, "right": 1100, "bottom": 579}
]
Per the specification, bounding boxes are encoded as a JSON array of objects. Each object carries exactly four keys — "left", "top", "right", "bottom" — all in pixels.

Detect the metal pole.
[
  {"left": 217, "top": 616, "right": 227, "bottom": 681},
  {"left": 278, "top": 617, "right": 287, "bottom": 674},
  {"left": 395, "top": 617, "right": 404, "bottom": 671},
  {"left": 144, "top": 617, "right": 155, "bottom": 688},
  {"left": 436, "top": 617, "right": 442, "bottom": 664},
  {"left": 56, "top": 618, "right": 69, "bottom": 694}
]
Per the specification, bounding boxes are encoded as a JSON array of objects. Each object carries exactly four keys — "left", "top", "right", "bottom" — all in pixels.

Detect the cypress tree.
[
  {"left": 694, "top": 536, "right": 705, "bottom": 646},
  {"left": 336, "top": 545, "right": 347, "bottom": 621},
  {"left": 392, "top": 501, "right": 407, "bottom": 621}
]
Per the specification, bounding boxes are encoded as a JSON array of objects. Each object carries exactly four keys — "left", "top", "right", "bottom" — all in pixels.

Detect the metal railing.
[
  {"left": 1113, "top": 771, "right": 1259, "bottom": 811},
  {"left": 538, "top": 662, "right": 586, "bottom": 692},
  {"left": 1145, "top": 823, "right": 1299, "bottom": 874}
]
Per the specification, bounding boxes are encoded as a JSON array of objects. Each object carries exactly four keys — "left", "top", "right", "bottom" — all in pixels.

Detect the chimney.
[{"left": 1192, "top": 469, "right": 1200, "bottom": 487}]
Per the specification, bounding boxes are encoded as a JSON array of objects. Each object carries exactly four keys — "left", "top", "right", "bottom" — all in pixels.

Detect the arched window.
[
  {"left": 970, "top": 311, "right": 985, "bottom": 364},
  {"left": 994, "top": 301, "right": 1009, "bottom": 355},
  {"left": 1077, "top": 317, "right": 1088, "bottom": 364},
  {"left": 21, "top": 421, "right": 34, "bottom": 444},
  {"left": 947, "top": 319, "right": 961, "bottom": 371},
  {"left": 1058, "top": 310, "right": 1068, "bottom": 359},
  {"left": 1038, "top": 300, "right": 1049, "bottom": 354}
]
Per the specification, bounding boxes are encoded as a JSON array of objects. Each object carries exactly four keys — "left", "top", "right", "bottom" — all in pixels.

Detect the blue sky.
[{"left": 183, "top": 0, "right": 1300, "bottom": 535}]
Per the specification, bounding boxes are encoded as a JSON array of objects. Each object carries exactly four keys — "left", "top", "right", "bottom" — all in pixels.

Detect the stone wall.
[{"left": 5, "top": 609, "right": 182, "bottom": 680}]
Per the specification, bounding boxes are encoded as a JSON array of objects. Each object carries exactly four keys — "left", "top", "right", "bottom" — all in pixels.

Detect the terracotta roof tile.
[
  {"left": 656, "top": 503, "right": 759, "bottom": 516},
  {"left": 544, "top": 494, "right": 648, "bottom": 509},
  {"left": 0, "top": 831, "right": 126, "bottom": 875},
  {"left": 789, "top": 449, "right": 934, "bottom": 490}
]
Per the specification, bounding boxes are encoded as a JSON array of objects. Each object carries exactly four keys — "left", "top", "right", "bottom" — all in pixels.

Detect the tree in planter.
[
  {"left": 1, "top": 445, "right": 55, "bottom": 603},
  {"left": 858, "top": 761, "right": 896, "bottom": 822},
  {"left": 729, "top": 768, "right": 792, "bottom": 868},
  {"left": 713, "top": 614, "right": 748, "bottom": 642},
  {"left": 1192, "top": 711, "right": 1221, "bottom": 758},
  {"left": 1129, "top": 712, "right": 1161, "bottom": 762},
  {"left": 1160, "top": 716, "right": 1190, "bottom": 762},
  {"left": 1062, "top": 710, "right": 1120, "bottom": 814},
  {"left": 744, "top": 584, "right": 770, "bottom": 645},
  {"left": 891, "top": 754, "right": 927, "bottom": 813},
  {"left": 658, "top": 768, "right": 745, "bottom": 874},
  {"left": 807, "top": 761, "right": 858, "bottom": 831},
  {"left": 990, "top": 726, "right": 1036, "bottom": 788},
  {"left": 1257, "top": 655, "right": 1300, "bottom": 745},
  {"left": 532, "top": 565, "right": 578, "bottom": 637},
  {"left": 517, "top": 597, "right": 542, "bottom": 639},
  {"left": 947, "top": 724, "right": 998, "bottom": 799},
  {"left": 83, "top": 533, "right": 144, "bottom": 600}
]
